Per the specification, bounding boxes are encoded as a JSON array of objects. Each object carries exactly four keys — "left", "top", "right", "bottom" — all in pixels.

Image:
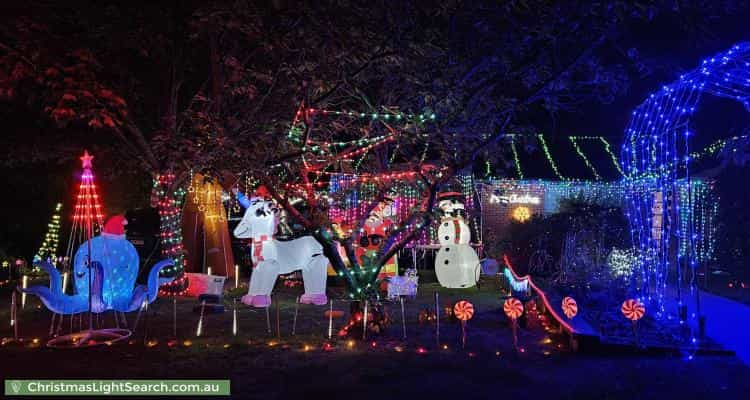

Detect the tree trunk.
[
  {"left": 338, "top": 300, "right": 390, "bottom": 339},
  {"left": 151, "top": 172, "right": 189, "bottom": 296}
]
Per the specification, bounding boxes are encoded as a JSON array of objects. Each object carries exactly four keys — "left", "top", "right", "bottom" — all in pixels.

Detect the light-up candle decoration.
[
  {"left": 21, "top": 275, "right": 28, "bottom": 308},
  {"left": 11, "top": 291, "right": 18, "bottom": 340},
  {"left": 328, "top": 299, "right": 333, "bottom": 340},
  {"left": 10, "top": 292, "right": 16, "bottom": 327},
  {"left": 206, "top": 266, "right": 212, "bottom": 276},
  {"left": 196, "top": 300, "right": 206, "bottom": 337},
  {"left": 62, "top": 272, "right": 69, "bottom": 294},
  {"left": 234, "top": 265, "right": 239, "bottom": 288},
  {"left": 172, "top": 297, "right": 177, "bottom": 338},
  {"left": 232, "top": 299, "right": 238, "bottom": 336}
]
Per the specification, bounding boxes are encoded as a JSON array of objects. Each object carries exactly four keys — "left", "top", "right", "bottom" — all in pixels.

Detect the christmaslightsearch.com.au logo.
[{"left": 4, "top": 379, "right": 230, "bottom": 396}]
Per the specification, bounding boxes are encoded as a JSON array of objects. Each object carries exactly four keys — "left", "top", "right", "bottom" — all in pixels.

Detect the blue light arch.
[{"left": 621, "top": 43, "right": 750, "bottom": 312}]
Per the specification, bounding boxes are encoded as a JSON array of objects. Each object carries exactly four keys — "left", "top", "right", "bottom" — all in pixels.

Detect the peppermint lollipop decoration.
[
  {"left": 621, "top": 299, "right": 645, "bottom": 347},
  {"left": 562, "top": 297, "right": 578, "bottom": 319},
  {"left": 503, "top": 298, "right": 523, "bottom": 319},
  {"left": 621, "top": 299, "right": 645, "bottom": 321},
  {"left": 503, "top": 297, "right": 524, "bottom": 350},
  {"left": 453, "top": 300, "right": 474, "bottom": 320},
  {"left": 453, "top": 300, "right": 474, "bottom": 348}
]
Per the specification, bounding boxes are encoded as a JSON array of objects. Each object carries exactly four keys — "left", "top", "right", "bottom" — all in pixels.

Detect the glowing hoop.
[{"left": 46, "top": 328, "right": 132, "bottom": 349}]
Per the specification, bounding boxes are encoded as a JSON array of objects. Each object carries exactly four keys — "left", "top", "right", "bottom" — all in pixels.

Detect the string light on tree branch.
[
  {"left": 599, "top": 137, "right": 626, "bottom": 177},
  {"left": 569, "top": 137, "right": 601, "bottom": 180},
  {"left": 306, "top": 135, "right": 396, "bottom": 172},
  {"left": 537, "top": 134, "right": 565, "bottom": 180},
  {"left": 510, "top": 136, "right": 524, "bottom": 179},
  {"left": 301, "top": 108, "right": 436, "bottom": 122},
  {"left": 304, "top": 135, "right": 393, "bottom": 156}
]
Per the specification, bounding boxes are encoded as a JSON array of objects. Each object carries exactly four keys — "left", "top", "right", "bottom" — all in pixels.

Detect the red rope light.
[{"left": 502, "top": 254, "right": 576, "bottom": 335}]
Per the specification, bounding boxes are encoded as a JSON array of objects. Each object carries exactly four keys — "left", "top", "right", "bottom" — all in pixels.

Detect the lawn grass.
[{"left": 1, "top": 274, "right": 749, "bottom": 399}]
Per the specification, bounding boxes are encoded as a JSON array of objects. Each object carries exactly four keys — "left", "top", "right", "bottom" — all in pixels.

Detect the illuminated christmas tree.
[
  {"left": 34, "top": 202, "right": 62, "bottom": 262},
  {"left": 73, "top": 151, "right": 105, "bottom": 238}
]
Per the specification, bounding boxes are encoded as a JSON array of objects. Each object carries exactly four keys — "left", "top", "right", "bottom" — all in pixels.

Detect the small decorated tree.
[{"left": 34, "top": 202, "right": 62, "bottom": 263}]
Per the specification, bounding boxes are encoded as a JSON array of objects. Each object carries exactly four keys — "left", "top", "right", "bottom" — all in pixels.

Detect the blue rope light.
[{"left": 503, "top": 268, "right": 530, "bottom": 293}]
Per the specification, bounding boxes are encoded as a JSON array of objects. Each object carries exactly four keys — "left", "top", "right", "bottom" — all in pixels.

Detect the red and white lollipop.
[
  {"left": 504, "top": 297, "right": 524, "bottom": 350},
  {"left": 621, "top": 299, "right": 645, "bottom": 321},
  {"left": 562, "top": 297, "right": 578, "bottom": 319},
  {"left": 621, "top": 299, "right": 646, "bottom": 347},
  {"left": 454, "top": 300, "right": 474, "bottom": 349}
]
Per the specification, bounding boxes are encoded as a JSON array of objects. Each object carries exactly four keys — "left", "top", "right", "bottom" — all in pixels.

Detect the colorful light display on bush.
[{"left": 606, "top": 248, "right": 637, "bottom": 279}]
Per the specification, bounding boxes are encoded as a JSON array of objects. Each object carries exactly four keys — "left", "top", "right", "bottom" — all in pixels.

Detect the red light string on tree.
[
  {"left": 287, "top": 134, "right": 400, "bottom": 193},
  {"left": 305, "top": 135, "right": 396, "bottom": 172},
  {"left": 310, "top": 170, "right": 420, "bottom": 184},
  {"left": 304, "top": 135, "right": 393, "bottom": 155}
]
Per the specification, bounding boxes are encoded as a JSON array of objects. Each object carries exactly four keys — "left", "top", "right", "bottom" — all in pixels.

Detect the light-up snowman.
[{"left": 434, "top": 192, "right": 480, "bottom": 288}]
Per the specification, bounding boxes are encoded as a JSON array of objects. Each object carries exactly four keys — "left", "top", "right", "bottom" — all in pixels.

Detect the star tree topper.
[{"left": 80, "top": 150, "right": 94, "bottom": 169}]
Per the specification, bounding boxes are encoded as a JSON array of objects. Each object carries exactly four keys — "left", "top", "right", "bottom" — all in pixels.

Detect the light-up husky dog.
[{"left": 233, "top": 193, "right": 328, "bottom": 307}]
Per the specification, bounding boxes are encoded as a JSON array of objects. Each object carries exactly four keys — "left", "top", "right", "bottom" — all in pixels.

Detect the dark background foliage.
[
  {"left": 714, "top": 165, "right": 750, "bottom": 279},
  {"left": 1, "top": 0, "right": 749, "bottom": 264},
  {"left": 488, "top": 199, "right": 631, "bottom": 277}
]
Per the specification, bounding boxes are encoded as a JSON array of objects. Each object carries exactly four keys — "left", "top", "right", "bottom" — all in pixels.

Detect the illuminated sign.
[{"left": 490, "top": 193, "right": 541, "bottom": 205}]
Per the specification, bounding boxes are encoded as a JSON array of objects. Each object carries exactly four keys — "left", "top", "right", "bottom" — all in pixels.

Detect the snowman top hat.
[
  {"left": 436, "top": 180, "right": 465, "bottom": 202},
  {"left": 437, "top": 191, "right": 463, "bottom": 201},
  {"left": 436, "top": 182, "right": 467, "bottom": 216}
]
